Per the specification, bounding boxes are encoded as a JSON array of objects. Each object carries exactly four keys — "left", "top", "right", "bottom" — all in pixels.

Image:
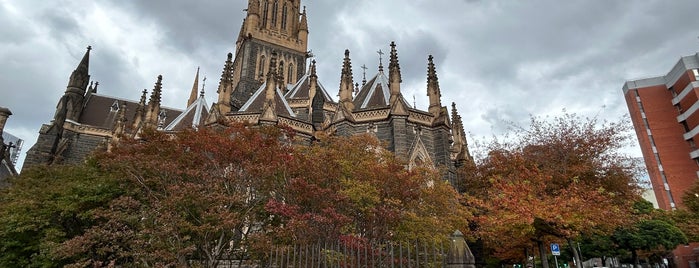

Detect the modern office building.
[
  {"left": 623, "top": 52, "right": 699, "bottom": 268},
  {"left": 624, "top": 53, "right": 699, "bottom": 210}
]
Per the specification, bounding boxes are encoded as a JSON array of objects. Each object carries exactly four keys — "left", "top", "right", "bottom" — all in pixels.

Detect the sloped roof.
[
  {"left": 164, "top": 95, "right": 209, "bottom": 131},
  {"left": 353, "top": 71, "right": 410, "bottom": 110},
  {"left": 79, "top": 94, "right": 182, "bottom": 129},
  {"left": 285, "top": 73, "right": 335, "bottom": 103},
  {"left": 239, "top": 82, "right": 296, "bottom": 117}
]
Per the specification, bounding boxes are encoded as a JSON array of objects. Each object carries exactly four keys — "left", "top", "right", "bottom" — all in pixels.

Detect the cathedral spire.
[
  {"left": 451, "top": 102, "right": 472, "bottom": 167},
  {"left": 261, "top": 52, "right": 280, "bottom": 121},
  {"left": 68, "top": 46, "right": 91, "bottom": 90},
  {"left": 388, "top": 42, "right": 402, "bottom": 102},
  {"left": 187, "top": 67, "right": 200, "bottom": 107},
  {"left": 339, "top": 49, "right": 355, "bottom": 111},
  {"left": 145, "top": 75, "right": 163, "bottom": 128},
  {"left": 299, "top": 6, "right": 308, "bottom": 32},
  {"left": 427, "top": 55, "right": 442, "bottom": 118},
  {"left": 217, "top": 53, "right": 234, "bottom": 113},
  {"left": 309, "top": 60, "right": 324, "bottom": 126},
  {"left": 57, "top": 46, "right": 92, "bottom": 122},
  {"left": 131, "top": 89, "right": 148, "bottom": 131}
]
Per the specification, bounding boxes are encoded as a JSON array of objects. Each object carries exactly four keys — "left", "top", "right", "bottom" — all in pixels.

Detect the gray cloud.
[{"left": 2, "top": 0, "right": 699, "bottom": 170}]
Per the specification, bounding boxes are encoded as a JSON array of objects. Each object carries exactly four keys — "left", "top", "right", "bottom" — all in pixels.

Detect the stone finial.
[
  {"left": 388, "top": 42, "right": 402, "bottom": 102},
  {"left": 427, "top": 55, "right": 442, "bottom": 117},
  {"left": 339, "top": 49, "right": 355, "bottom": 110}
]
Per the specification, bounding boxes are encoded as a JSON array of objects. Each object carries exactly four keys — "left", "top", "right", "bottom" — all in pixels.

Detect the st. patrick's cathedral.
[{"left": 23, "top": 0, "right": 472, "bottom": 185}]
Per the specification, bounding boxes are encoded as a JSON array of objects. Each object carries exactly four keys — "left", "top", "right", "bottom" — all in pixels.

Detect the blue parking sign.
[{"left": 551, "top": 243, "right": 560, "bottom": 256}]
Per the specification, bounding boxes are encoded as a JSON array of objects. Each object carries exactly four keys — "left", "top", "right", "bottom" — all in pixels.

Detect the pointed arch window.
[
  {"left": 281, "top": 2, "right": 288, "bottom": 31},
  {"left": 262, "top": 0, "right": 269, "bottom": 27},
  {"left": 271, "top": 0, "right": 279, "bottom": 28},
  {"left": 288, "top": 63, "right": 294, "bottom": 84},
  {"left": 259, "top": 55, "right": 267, "bottom": 79}
]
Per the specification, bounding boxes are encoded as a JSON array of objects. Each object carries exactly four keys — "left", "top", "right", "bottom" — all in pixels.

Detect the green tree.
[
  {"left": 0, "top": 164, "right": 124, "bottom": 267},
  {"left": 673, "top": 181, "right": 699, "bottom": 242}
]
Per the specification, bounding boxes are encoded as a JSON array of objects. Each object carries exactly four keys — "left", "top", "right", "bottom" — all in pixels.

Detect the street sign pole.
[{"left": 551, "top": 243, "right": 561, "bottom": 268}]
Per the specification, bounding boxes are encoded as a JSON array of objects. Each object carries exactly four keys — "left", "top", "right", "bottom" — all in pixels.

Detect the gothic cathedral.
[{"left": 24, "top": 0, "right": 472, "bottom": 186}]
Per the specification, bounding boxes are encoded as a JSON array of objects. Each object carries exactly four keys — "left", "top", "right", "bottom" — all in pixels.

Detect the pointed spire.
[
  {"left": 217, "top": 52, "right": 234, "bottom": 113},
  {"left": 145, "top": 75, "right": 163, "bottom": 128},
  {"left": 299, "top": 6, "right": 308, "bottom": 32},
  {"left": 131, "top": 89, "right": 148, "bottom": 131},
  {"left": 148, "top": 75, "right": 163, "bottom": 107},
  {"left": 261, "top": 52, "right": 280, "bottom": 121},
  {"left": 451, "top": 102, "right": 472, "bottom": 166},
  {"left": 388, "top": 41, "right": 402, "bottom": 102},
  {"left": 265, "top": 52, "right": 279, "bottom": 101},
  {"left": 309, "top": 60, "right": 323, "bottom": 125},
  {"left": 339, "top": 49, "right": 354, "bottom": 111},
  {"left": 187, "top": 67, "right": 200, "bottom": 107},
  {"left": 68, "top": 46, "right": 91, "bottom": 90},
  {"left": 427, "top": 55, "right": 442, "bottom": 117}
]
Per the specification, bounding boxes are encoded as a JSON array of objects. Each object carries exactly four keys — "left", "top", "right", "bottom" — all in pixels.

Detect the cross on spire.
[
  {"left": 200, "top": 76, "right": 207, "bottom": 97},
  {"left": 361, "top": 64, "right": 368, "bottom": 85},
  {"left": 377, "top": 49, "right": 385, "bottom": 72}
]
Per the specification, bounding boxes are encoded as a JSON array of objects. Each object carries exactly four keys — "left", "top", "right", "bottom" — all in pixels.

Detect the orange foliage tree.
[
  {"left": 463, "top": 114, "right": 643, "bottom": 267},
  {"left": 266, "top": 133, "right": 471, "bottom": 244},
  {"left": 57, "top": 124, "right": 470, "bottom": 266}
]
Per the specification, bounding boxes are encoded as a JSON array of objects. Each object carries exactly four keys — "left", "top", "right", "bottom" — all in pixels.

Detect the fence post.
[{"left": 446, "top": 230, "right": 476, "bottom": 268}]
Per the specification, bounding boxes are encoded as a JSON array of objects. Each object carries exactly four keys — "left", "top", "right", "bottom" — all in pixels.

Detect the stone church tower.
[{"left": 216, "top": 0, "right": 309, "bottom": 114}]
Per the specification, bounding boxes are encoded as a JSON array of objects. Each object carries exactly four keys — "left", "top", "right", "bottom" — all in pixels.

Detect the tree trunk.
[
  {"left": 538, "top": 240, "right": 550, "bottom": 268},
  {"left": 632, "top": 249, "right": 639, "bottom": 268},
  {"left": 568, "top": 238, "right": 582, "bottom": 268}
]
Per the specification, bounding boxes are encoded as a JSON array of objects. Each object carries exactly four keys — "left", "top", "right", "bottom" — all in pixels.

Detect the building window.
[
  {"left": 288, "top": 63, "right": 294, "bottom": 84},
  {"left": 693, "top": 69, "right": 699, "bottom": 80},
  {"left": 262, "top": 1, "right": 269, "bottom": 27},
  {"left": 281, "top": 3, "right": 288, "bottom": 31},
  {"left": 259, "top": 55, "right": 266, "bottom": 79},
  {"left": 271, "top": 0, "right": 279, "bottom": 27}
]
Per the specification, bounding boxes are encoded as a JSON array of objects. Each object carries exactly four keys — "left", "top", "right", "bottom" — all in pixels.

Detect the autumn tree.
[
  {"left": 61, "top": 125, "right": 295, "bottom": 267},
  {"left": 266, "top": 133, "right": 472, "bottom": 245},
  {"left": 463, "top": 114, "right": 643, "bottom": 267}
]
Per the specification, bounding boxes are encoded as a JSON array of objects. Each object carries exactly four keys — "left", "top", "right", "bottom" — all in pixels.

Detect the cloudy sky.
[{"left": 1, "top": 0, "right": 699, "bottom": 170}]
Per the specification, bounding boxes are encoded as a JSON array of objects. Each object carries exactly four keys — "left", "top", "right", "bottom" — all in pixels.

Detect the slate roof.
[
  {"left": 165, "top": 94, "right": 210, "bottom": 131},
  {"left": 285, "top": 72, "right": 335, "bottom": 103},
  {"left": 79, "top": 93, "right": 182, "bottom": 129},
  {"left": 353, "top": 71, "right": 410, "bottom": 110},
  {"left": 239, "top": 82, "right": 296, "bottom": 117}
]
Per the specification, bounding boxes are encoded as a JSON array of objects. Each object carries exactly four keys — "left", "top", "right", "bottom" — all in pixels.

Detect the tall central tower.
[{"left": 217, "top": 0, "right": 309, "bottom": 113}]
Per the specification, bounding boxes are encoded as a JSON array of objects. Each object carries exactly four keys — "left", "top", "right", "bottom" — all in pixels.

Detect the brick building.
[
  {"left": 623, "top": 52, "right": 699, "bottom": 268},
  {"left": 23, "top": 0, "right": 472, "bottom": 186}
]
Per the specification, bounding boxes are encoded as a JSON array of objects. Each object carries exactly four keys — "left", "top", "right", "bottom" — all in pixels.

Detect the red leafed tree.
[
  {"left": 266, "top": 133, "right": 471, "bottom": 245},
  {"left": 66, "top": 124, "right": 295, "bottom": 267},
  {"left": 463, "top": 114, "right": 643, "bottom": 266}
]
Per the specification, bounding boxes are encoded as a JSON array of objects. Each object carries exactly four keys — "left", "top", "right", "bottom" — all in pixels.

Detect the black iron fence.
[{"left": 214, "top": 231, "right": 474, "bottom": 268}]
